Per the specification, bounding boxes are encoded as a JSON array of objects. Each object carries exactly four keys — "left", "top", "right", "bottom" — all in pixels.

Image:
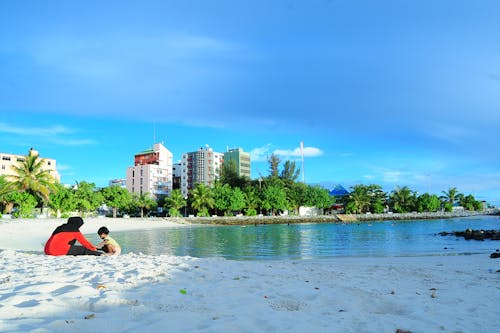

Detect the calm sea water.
[{"left": 102, "top": 215, "right": 500, "bottom": 260}]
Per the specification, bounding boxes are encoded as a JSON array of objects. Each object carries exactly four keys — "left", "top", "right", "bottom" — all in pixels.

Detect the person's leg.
[{"left": 67, "top": 245, "right": 101, "bottom": 256}]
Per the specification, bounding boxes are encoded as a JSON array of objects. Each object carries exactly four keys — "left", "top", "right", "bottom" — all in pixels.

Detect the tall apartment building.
[
  {"left": 181, "top": 146, "right": 223, "bottom": 198},
  {"left": 126, "top": 143, "right": 173, "bottom": 200},
  {"left": 172, "top": 162, "right": 182, "bottom": 190},
  {"left": 223, "top": 148, "right": 251, "bottom": 178},
  {"left": 0, "top": 148, "right": 60, "bottom": 182}
]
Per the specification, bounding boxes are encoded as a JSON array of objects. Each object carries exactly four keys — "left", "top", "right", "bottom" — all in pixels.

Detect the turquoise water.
[{"left": 105, "top": 216, "right": 500, "bottom": 260}]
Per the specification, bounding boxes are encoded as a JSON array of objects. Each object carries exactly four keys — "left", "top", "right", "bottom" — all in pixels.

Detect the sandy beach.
[{"left": 1, "top": 217, "right": 499, "bottom": 333}]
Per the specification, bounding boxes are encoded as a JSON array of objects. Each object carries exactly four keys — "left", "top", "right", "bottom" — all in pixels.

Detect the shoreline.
[{"left": 169, "top": 209, "right": 499, "bottom": 225}]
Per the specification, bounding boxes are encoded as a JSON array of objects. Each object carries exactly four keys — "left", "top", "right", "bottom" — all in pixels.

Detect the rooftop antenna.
[{"left": 300, "top": 141, "right": 305, "bottom": 183}]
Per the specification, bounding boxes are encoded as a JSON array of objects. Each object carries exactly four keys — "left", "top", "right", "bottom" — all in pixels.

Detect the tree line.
[{"left": 0, "top": 150, "right": 485, "bottom": 218}]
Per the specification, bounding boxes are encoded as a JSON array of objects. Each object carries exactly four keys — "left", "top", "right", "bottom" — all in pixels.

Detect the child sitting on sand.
[{"left": 96, "top": 226, "right": 121, "bottom": 255}]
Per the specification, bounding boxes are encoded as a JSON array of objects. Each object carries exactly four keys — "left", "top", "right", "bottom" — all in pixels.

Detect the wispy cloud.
[
  {"left": 0, "top": 123, "right": 96, "bottom": 146},
  {"left": 250, "top": 144, "right": 323, "bottom": 162},
  {"left": 0, "top": 123, "right": 72, "bottom": 136},
  {"left": 274, "top": 146, "right": 323, "bottom": 159},
  {"left": 249, "top": 144, "right": 273, "bottom": 162},
  {"left": 47, "top": 138, "right": 97, "bottom": 146}
]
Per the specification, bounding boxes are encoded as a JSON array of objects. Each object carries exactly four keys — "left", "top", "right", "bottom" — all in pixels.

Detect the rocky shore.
[{"left": 173, "top": 209, "right": 499, "bottom": 225}]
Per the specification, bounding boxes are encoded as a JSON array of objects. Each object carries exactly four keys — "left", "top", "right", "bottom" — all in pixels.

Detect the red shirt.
[{"left": 44, "top": 230, "right": 97, "bottom": 256}]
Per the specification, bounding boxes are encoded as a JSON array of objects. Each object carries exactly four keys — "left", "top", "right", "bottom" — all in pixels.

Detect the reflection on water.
[{"left": 104, "top": 216, "right": 499, "bottom": 260}]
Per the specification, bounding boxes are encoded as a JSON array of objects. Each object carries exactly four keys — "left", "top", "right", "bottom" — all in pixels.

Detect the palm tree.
[
  {"left": 441, "top": 187, "right": 461, "bottom": 205},
  {"left": 345, "top": 185, "right": 371, "bottom": 213},
  {"left": 191, "top": 183, "right": 214, "bottom": 217},
  {"left": 0, "top": 175, "right": 14, "bottom": 213},
  {"left": 164, "top": 189, "right": 185, "bottom": 217},
  {"left": 389, "top": 186, "right": 416, "bottom": 213},
  {"left": 9, "top": 149, "right": 57, "bottom": 211}
]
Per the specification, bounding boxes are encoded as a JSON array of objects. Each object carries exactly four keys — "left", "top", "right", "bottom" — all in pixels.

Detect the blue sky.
[{"left": 1, "top": 1, "right": 499, "bottom": 205}]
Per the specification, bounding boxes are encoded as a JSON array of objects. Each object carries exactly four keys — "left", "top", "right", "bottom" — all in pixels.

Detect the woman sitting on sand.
[
  {"left": 95, "top": 226, "right": 121, "bottom": 255},
  {"left": 44, "top": 216, "right": 101, "bottom": 256}
]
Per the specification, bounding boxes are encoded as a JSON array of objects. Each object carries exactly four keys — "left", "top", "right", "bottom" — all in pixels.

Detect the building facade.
[
  {"left": 223, "top": 148, "right": 251, "bottom": 178},
  {"left": 126, "top": 143, "right": 173, "bottom": 200},
  {"left": 0, "top": 148, "right": 60, "bottom": 182},
  {"left": 181, "top": 146, "right": 223, "bottom": 198}
]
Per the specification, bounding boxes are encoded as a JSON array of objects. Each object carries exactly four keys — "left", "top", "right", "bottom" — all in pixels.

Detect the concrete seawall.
[{"left": 175, "top": 209, "right": 499, "bottom": 225}]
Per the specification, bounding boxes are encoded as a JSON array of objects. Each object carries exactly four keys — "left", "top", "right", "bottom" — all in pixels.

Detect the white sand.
[{"left": 0, "top": 218, "right": 499, "bottom": 333}]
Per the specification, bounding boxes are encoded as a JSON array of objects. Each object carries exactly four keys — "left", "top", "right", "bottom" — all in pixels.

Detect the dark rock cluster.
[{"left": 438, "top": 229, "right": 500, "bottom": 241}]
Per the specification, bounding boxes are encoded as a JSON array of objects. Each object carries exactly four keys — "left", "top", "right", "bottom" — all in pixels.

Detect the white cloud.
[
  {"left": 249, "top": 144, "right": 272, "bottom": 162},
  {"left": 0, "top": 123, "right": 72, "bottom": 136},
  {"left": 0, "top": 123, "right": 96, "bottom": 146},
  {"left": 274, "top": 146, "right": 323, "bottom": 158},
  {"left": 250, "top": 144, "right": 323, "bottom": 162}
]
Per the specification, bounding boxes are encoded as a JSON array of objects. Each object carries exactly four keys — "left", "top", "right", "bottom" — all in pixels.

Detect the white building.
[
  {"left": 0, "top": 148, "right": 60, "bottom": 182},
  {"left": 126, "top": 143, "right": 173, "bottom": 200},
  {"left": 181, "top": 146, "right": 223, "bottom": 198}
]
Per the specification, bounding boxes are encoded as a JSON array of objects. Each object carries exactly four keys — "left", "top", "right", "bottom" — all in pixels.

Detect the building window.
[{"left": 2, "top": 156, "right": 10, "bottom": 161}]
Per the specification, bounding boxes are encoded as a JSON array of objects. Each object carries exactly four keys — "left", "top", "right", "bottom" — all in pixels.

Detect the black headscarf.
[{"left": 52, "top": 216, "right": 84, "bottom": 235}]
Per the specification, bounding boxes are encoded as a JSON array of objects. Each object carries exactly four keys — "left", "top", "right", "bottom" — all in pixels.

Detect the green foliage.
[
  {"left": 9, "top": 192, "right": 38, "bottom": 218},
  {"left": 443, "top": 202, "right": 453, "bottom": 212},
  {"left": 245, "top": 208, "right": 257, "bottom": 216},
  {"left": 130, "top": 192, "right": 157, "bottom": 217},
  {"left": 213, "top": 183, "right": 232, "bottom": 215},
  {"left": 305, "top": 185, "right": 334, "bottom": 209},
  {"left": 73, "top": 181, "right": 102, "bottom": 217},
  {"left": 344, "top": 184, "right": 373, "bottom": 213},
  {"left": 243, "top": 186, "right": 260, "bottom": 213},
  {"left": 49, "top": 183, "right": 76, "bottom": 217},
  {"left": 261, "top": 179, "right": 288, "bottom": 215},
  {"left": 9, "top": 149, "right": 57, "bottom": 204},
  {"left": 164, "top": 189, "right": 185, "bottom": 217},
  {"left": 0, "top": 175, "right": 14, "bottom": 213},
  {"left": 389, "top": 186, "right": 416, "bottom": 213},
  {"left": 416, "top": 193, "right": 441, "bottom": 212},
  {"left": 267, "top": 153, "right": 281, "bottom": 178},
  {"left": 458, "top": 194, "right": 482, "bottom": 211},
  {"left": 191, "top": 183, "right": 214, "bottom": 217},
  {"left": 168, "top": 207, "right": 182, "bottom": 217},
  {"left": 229, "top": 187, "right": 246, "bottom": 213},
  {"left": 101, "top": 186, "right": 132, "bottom": 218},
  {"left": 280, "top": 160, "right": 300, "bottom": 183},
  {"left": 440, "top": 187, "right": 461, "bottom": 206}
]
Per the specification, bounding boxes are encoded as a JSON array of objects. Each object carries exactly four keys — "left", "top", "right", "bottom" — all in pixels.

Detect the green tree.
[
  {"left": 101, "top": 186, "right": 132, "bottom": 218},
  {"left": 0, "top": 176, "right": 14, "bottom": 213},
  {"left": 345, "top": 184, "right": 372, "bottom": 214},
  {"left": 287, "top": 182, "right": 309, "bottom": 214},
  {"left": 213, "top": 182, "right": 232, "bottom": 215},
  {"left": 131, "top": 192, "right": 157, "bottom": 218},
  {"left": 48, "top": 183, "right": 77, "bottom": 217},
  {"left": 441, "top": 187, "right": 460, "bottom": 207},
  {"left": 229, "top": 187, "right": 246, "bottom": 214},
  {"left": 268, "top": 153, "right": 281, "bottom": 178},
  {"left": 280, "top": 160, "right": 301, "bottom": 183},
  {"left": 416, "top": 193, "right": 441, "bottom": 212},
  {"left": 191, "top": 183, "right": 215, "bottom": 217},
  {"left": 6, "top": 191, "right": 38, "bottom": 218},
  {"left": 306, "top": 185, "right": 334, "bottom": 210},
  {"left": 261, "top": 179, "right": 288, "bottom": 215},
  {"left": 73, "top": 181, "right": 102, "bottom": 217},
  {"left": 389, "top": 186, "right": 416, "bottom": 213},
  {"left": 243, "top": 185, "right": 260, "bottom": 216},
  {"left": 458, "top": 194, "right": 480, "bottom": 211},
  {"left": 9, "top": 148, "right": 57, "bottom": 211},
  {"left": 164, "top": 189, "right": 186, "bottom": 217}
]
